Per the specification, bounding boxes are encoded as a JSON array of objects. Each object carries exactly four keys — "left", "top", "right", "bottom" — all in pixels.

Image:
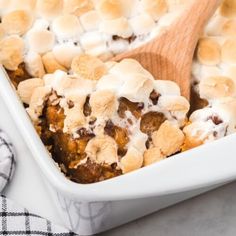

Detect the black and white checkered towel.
[{"left": 0, "top": 130, "right": 77, "bottom": 235}]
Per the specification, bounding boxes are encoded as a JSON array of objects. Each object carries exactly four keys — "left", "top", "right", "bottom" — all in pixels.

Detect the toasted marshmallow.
[
  {"left": 17, "top": 78, "right": 44, "bottom": 104},
  {"left": 110, "top": 59, "right": 153, "bottom": 80},
  {"left": 152, "top": 120, "right": 184, "bottom": 156},
  {"left": 24, "top": 52, "right": 45, "bottom": 78},
  {"left": 90, "top": 90, "right": 117, "bottom": 118},
  {"left": 199, "top": 76, "right": 235, "bottom": 100},
  {"left": 85, "top": 135, "right": 118, "bottom": 165},
  {"left": 53, "top": 44, "right": 82, "bottom": 68},
  {"left": 36, "top": 0, "right": 63, "bottom": 20},
  {"left": 119, "top": 73, "right": 154, "bottom": 103},
  {"left": 158, "top": 95, "right": 190, "bottom": 123},
  {"left": 10, "top": 0, "right": 36, "bottom": 11},
  {"left": 42, "top": 52, "right": 67, "bottom": 73},
  {"left": 120, "top": 0, "right": 140, "bottom": 18},
  {"left": 197, "top": 38, "right": 221, "bottom": 66},
  {"left": 2, "top": 10, "right": 33, "bottom": 36},
  {"left": 27, "top": 29, "right": 55, "bottom": 54},
  {"left": 28, "top": 86, "right": 51, "bottom": 117},
  {"left": 80, "top": 10, "right": 100, "bottom": 31},
  {"left": 52, "top": 14, "right": 83, "bottom": 41},
  {"left": 71, "top": 54, "right": 107, "bottom": 80},
  {"left": 154, "top": 80, "right": 181, "bottom": 96},
  {"left": 141, "top": 0, "right": 168, "bottom": 20},
  {"left": 221, "top": 38, "right": 236, "bottom": 63},
  {"left": 63, "top": 0, "right": 94, "bottom": 17},
  {"left": 96, "top": 74, "right": 123, "bottom": 91},
  {"left": 220, "top": 0, "right": 236, "bottom": 18},
  {"left": 129, "top": 13, "right": 155, "bottom": 35},
  {"left": 100, "top": 17, "right": 133, "bottom": 38},
  {"left": 0, "top": 35, "right": 24, "bottom": 71},
  {"left": 120, "top": 146, "right": 143, "bottom": 173},
  {"left": 222, "top": 19, "right": 236, "bottom": 36},
  {"left": 97, "top": 0, "right": 124, "bottom": 20},
  {"left": 143, "top": 147, "right": 165, "bottom": 166}
]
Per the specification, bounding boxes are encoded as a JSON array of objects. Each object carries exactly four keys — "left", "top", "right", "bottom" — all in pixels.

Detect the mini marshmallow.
[
  {"left": 222, "top": 19, "right": 236, "bottom": 37},
  {"left": 141, "top": 0, "right": 168, "bottom": 20},
  {"left": 220, "top": 0, "right": 236, "bottom": 18},
  {"left": 221, "top": 38, "right": 236, "bottom": 64},
  {"left": 199, "top": 76, "right": 236, "bottom": 100},
  {"left": 36, "top": 0, "right": 63, "bottom": 20},
  {"left": 118, "top": 73, "right": 154, "bottom": 103},
  {"left": 52, "top": 14, "right": 83, "bottom": 41},
  {"left": 27, "top": 29, "right": 55, "bottom": 54},
  {"left": 97, "top": 0, "right": 124, "bottom": 20},
  {"left": 120, "top": 146, "right": 143, "bottom": 173},
  {"left": 2, "top": 10, "right": 33, "bottom": 36},
  {"left": 53, "top": 43, "right": 82, "bottom": 68},
  {"left": 129, "top": 13, "right": 155, "bottom": 35},
  {"left": 24, "top": 52, "right": 45, "bottom": 78},
  {"left": 100, "top": 17, "right": 133, "bottom": 38},
  {"left": 197, "top": 38, "right": 221, "bottom": 66},
  {"left": 80, "top": 10, "right": 101, "bottom": 31},
  {"left": 42, "top": 52, "right": 67, "bottom": 74},
  {"left": 153, "top": 80, "right": 181, "bottom": 96},
  {"left": 0, "top": 35, "right": 24, "bottom": 71}
]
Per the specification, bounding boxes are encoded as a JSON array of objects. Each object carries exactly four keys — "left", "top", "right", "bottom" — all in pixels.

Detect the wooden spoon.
[{"left": 113, "top": 0, "right": 221, "bottom": 99}]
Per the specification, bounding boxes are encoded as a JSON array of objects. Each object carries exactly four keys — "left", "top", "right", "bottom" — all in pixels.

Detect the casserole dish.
[{"left": 1, "top": 65, "right": 236, "bottom": 235}]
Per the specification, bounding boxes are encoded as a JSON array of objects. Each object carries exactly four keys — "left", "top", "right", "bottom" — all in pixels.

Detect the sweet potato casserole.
[{"left": 1, "top": 0, "right": 236, "bottom": 183}]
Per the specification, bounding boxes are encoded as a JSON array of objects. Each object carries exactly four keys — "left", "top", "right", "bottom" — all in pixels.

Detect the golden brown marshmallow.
[
  {"left": 197, "top": 38, "right": 221, "bottom": 66},
  {"left": 17, "top": 78, "right": 44, "bottom": 104},
  {"left": 2, "top": 10, "right": 33, "bottom": 36},
  {"left": 71, "top": 54, "right": 107, "bottom": 80},
  {"left": 0, "top": 36, "right": 24, "bottom": 71},
  {"left": 222, "top": 19, "right": 236, "bottom": 36},
  {"left": 141, "top": 0, "right": 168, "bottom": 20},
  {"left": 97, "top": 0, "right": 124, "bottom": 20},
  {"left": 42, "top": 52, "right": 67, "bottom": 74},
  {"left": 120, "top": 147, "right": 144, "bottom": 173},
  {"left": 90, "top": 90, "right": 117, "bottom": 118},
  {"left": 143, "top": 147, "right": 165, "bottom": 166},
  {"left": 152, "top": 121, "right": 184, "bottom": 156},
  {"left": 85, "top": 135, "right": 118, "bottom": 165},
  {"left": 199, "top": 76, "right": 235, "bottom": 100},
  {"left": 36, "top": 0, "right": 63, "bottom": 19},
  {"left": 220, "top": 0, "right": 236, "bottom": 18}
]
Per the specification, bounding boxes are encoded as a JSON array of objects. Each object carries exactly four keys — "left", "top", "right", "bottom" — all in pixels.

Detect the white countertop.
[{"left": 1, "top": 94, "right": 236, "bottom": 236}]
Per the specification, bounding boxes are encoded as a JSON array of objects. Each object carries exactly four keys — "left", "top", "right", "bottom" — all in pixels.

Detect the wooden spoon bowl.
[{"left": 113, "top": 0, "right": 221, "bottom": 99}]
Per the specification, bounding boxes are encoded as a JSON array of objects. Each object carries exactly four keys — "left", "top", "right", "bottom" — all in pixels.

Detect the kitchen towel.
[{"left": 0, "top": 129, "right": 77, "bottom": 235}]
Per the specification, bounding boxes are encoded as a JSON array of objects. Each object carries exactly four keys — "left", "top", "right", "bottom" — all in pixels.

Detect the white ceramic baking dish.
[{"left": 0, "top": 65, "right": 236, "bottom": 235}]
